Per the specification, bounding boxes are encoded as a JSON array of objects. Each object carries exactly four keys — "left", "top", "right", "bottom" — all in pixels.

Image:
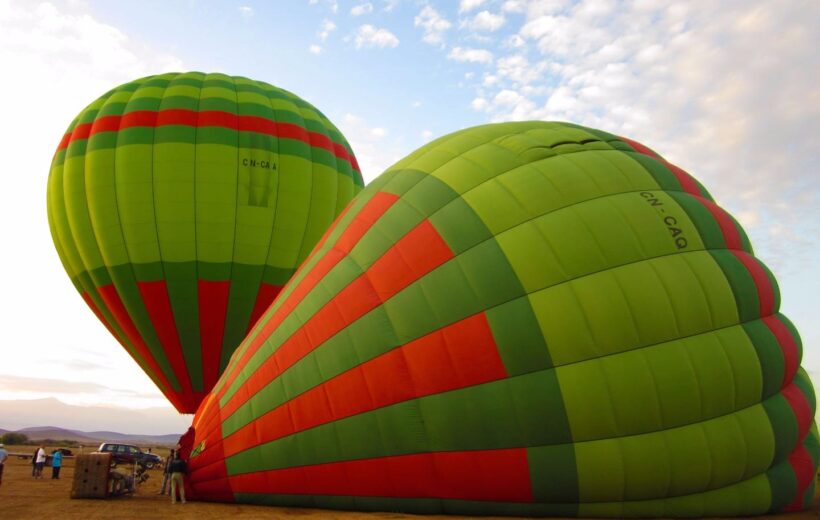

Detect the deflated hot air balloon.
[
  {"left": 185, "top": 121, "right": 817, "bottom": 516},
  {"left": 47, "top": 72, "right": 363, "bottom": 413}
]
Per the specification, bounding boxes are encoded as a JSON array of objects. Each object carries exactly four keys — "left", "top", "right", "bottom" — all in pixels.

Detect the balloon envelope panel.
[
  {"left": 47, "top": 72, "right": 363, "bottom": 413},
  {"left": 186, "top": 121, "right": 817, "bottom": 516}
]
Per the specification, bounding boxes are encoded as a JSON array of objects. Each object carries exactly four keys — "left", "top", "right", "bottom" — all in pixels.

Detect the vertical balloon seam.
[
  {"left": 111, "top": 75, "right": 184, "bottom": 398},
  {"left": 86, "top": 80, "right": 182, "bottom": 398},
  {"left": 218, "top": 73, "right": 245, "bottom": 374},
  {"left": 147, "top": 74, "right": 188, "bottom": 401}
]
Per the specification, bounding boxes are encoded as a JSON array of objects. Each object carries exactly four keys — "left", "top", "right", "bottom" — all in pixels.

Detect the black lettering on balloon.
[{"left": 640, "top": 192, "right": 689, "bottom": 250}]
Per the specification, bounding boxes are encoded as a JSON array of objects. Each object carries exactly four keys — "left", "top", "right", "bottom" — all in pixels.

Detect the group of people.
[
  {"left": 30, "top": 446, "right": 62, "bottom": 479},
  {"left": 0, "top": 442, "right": 188, "bottom": 503},
  {"left": 158, "top": 449, "right": 188, "bottom": 504}
]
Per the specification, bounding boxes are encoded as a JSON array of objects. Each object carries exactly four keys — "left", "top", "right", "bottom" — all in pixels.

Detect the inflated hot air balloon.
[
  {"left": 185, "top": 122, "right": 817, "bottom": 516},
  {"left": 47, "top": 72, "right": 363, "bottom": 413}
]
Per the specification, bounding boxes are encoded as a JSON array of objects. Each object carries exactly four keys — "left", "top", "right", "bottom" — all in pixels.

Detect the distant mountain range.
[
  {"left": 2, "top": 425, "right": 180, "bottom": 446},
  {"left": 0, "top": 398, "right": 189, "bottom": 440}
]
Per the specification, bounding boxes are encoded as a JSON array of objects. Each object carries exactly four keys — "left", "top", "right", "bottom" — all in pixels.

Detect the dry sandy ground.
[{"left": 1, "top": 447, "right": 818, "bottom": 520}]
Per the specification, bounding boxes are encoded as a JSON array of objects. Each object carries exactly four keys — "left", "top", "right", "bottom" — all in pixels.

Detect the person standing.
[
  {"left": 51, "top": 449, "right": 63, "bottom": 479},
  {"left": 158, "top": 449, "right": 174, "bottom": 495},
  {"left": 0, "top": 443, "right": 8, "bottom": 486},
  {"left": 168, "top": 452, "right": 187, "bottom": 504},
  {"left": 31, "top": 447, "right": 38, "bottom": 477},
  {"left": 34, "top": 445, "right": 46, "bottom": 479}
]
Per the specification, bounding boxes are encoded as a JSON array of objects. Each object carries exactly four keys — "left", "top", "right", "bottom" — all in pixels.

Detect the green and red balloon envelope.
[
  {"left": 47, "top": 72, "right": 363, "bottom": 413},
  {"left": 184, "top": 121, "right": 818, "bottom": 516}
]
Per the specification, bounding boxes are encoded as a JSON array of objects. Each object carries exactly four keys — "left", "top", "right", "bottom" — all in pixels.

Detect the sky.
[{"left": 0, "top": 0, "right": 817, "bottom": 435}]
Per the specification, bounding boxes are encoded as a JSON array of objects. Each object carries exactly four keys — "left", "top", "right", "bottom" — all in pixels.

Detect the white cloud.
[
  {"left": 318, "top": 18, "right": 336, "bottom": 41},
  {"left": 463, "top": 10, "right": 506, "bottom": 32},
  {"left": 353, "top": 24, "right": 399, "bottom": 49},
  {"left": 238, "top": 5, "right": 254, "bottom": 17},
  {"left": 0, "top": 0, "right": 186, "bottom": 425},
  {"left": 412, "top": 100, "right": 422, "bottom": 108},
  {"left": 383, "top": 0, "right": 400, "bottom": 12},
  {"left": 473, "top": 0, "right": 820, "bottom": 279},
  {"left": 414, "top": 5, "right": 451, "bottom": 45},
  {"left": 338, "top": 114, "right": 403, "bottom": 182},
  {"left": 471, "top": 97, "right": 489, "bottom": 111},
  {"left": 351, "top": 2, "right": 373, "bottom": 16},
  {"left": 459, "top": 0, "right": 486, "bottom": 13},
  {"left": 448, "top": 46, "right": 494, "bottom": 64},
  {"left": 309, "top": 44, "right": 323, "bottom": 54},
  {"left": 421, "top": 129, "right": 434, "bottom": 141},
  {"left": 502, "top": 0, "right": 527, "bottom": 13}
]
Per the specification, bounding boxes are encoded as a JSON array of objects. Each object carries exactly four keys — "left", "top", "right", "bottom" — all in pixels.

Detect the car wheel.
[
  {"left": 144, "top": 461, "right": 155, "bottom": 470},
  {"left": 110, "top": 460, "right": 118, "bottom": 469}
]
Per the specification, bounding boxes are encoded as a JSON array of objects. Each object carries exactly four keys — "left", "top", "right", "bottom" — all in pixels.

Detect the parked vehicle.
[{"left": 97, "top": 443, "right": 162, "bottom": 469}]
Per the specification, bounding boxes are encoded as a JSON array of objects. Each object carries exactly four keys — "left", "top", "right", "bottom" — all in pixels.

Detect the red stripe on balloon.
[
  {"left": 218, "top": 191, "right": 400, "bottom": 398},
  {"left": 137, "top": 280, "right": 193, "bottom": 398},
  {"left": 96, "top": 284, "right": 181, "bottom": 410},
  {"left": 783, "top": 443, "right": 815, "bottom": 512},
  {"left": 56, "top": 109, "right": 359, "bottom": 172},
  {"left": 732, "top": 251, "right": 776, "bottom": 319},
  {"left": 246, "top": 283, "right": 282, "bottom": 334},
  {"left": 222, "top": 313, "right": 505, "bottom": 457},
  {"left": 693, "top": 196, "right": 743, "bottom": 251},
  {"left": 227, "top": 448, "right": 533, "bottom": 503},
  {"left": 619, "top": 135, "right": 702, "bottom": 196},
  {"left": 220, "top": 217, "right": 455, "bottom": 418},
  {"left": 762, "top": 315, "right": 799, "bottom": 389},
  {"left": 781, "top": 379, "right": 815, "bottom": 512},
  {"left": 781, "top": 383, "right": 812, "bottom": 442},
  {"left": 198, "top": 280, "right": 232, "bottom": 392}
]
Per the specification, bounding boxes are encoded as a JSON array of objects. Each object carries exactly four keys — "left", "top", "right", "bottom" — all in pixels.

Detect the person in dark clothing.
[
  {"left": 169, "top": 452, "right": 187, "bottom": 504},
  {"left": 158, "top": 449, "right": 174, "bottom": 495}
]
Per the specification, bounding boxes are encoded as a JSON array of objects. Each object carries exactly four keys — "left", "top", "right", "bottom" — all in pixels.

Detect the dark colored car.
[{"left": 97, "top": 443, "right": 162, "bottom": 469}]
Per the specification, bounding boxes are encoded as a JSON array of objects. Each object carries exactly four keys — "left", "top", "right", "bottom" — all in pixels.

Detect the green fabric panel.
[
  {"left": 115, "top": 143, "right": 162, "bottom": 265},
  {"left": 743, "top": 319, "right": 785, "bottom": 397},
  {"left": 152, "top": 140, "right": 197, "bottom": 263},
  {"left": 667, "top": 191, "right": 727, "bottom": 250},
  {"left": 226, "top": 370, "right": 572, "bottom": 475},
  {"left": 575, "top": 403, "right": 774, "bottom": 502},
  {"left": 462, "top": 150, "right": 658, "bottom": 237},
  {"left": 577, "top": 473, "right": 771, "bottom": 518},
  {"left": 429, "top": 195, "right": 494, "bottom": 254},
  {"left": 528, "top": 444, "right": 578, "bottom": 503},
  {"left": 383, "top": 239, "right": 522, "bottom": 345},
  {"left": 793, "top": 367, "right": 816, "bottom": 414},
  {"left": 163, "top": 261, "right": 203, "bottom": 391},
  {"left": 558, "top": 324, "right": 761, "bottom": 443},
  {"left": 195, "top": 143, "right": 239, "bottom": 265},
  {"left": 533, "top": 251, "right": 738, "bottom": 367},
  {"left": 62, "top": 153, "right": 106, "bottom": 271},
  {"left": 496, "top": 191, "right": 704, "bottom": 295},
  {"left": 766, "top": 460, "right": 797, "bottom": 512},
  {"left": 762, "top": 394, "right": 798, "bottom": 464},
  {"left": 710, "top": 249, "right": 760, "bottom": 323},
  {"left": 626, "top": 152, "right": 683, "bottom": 192},
  {"left": 486, "top": 296, "right": 552, "bottom": 376},
  {"left": 220, "top": 263, "right": 265, "bottom": 371},
  {"left": 47, "top": 163, "right": 83, "bottom": 280}
]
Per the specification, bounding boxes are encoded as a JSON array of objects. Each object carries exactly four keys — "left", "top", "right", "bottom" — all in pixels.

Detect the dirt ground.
[{"left": 1, "top": 445, "right": 818, "bottom": 520}]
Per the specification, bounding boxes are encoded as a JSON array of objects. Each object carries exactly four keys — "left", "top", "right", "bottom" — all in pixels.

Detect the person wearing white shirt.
[{"left": 34, "top": 446, "right": 46, "bottom": 479}]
